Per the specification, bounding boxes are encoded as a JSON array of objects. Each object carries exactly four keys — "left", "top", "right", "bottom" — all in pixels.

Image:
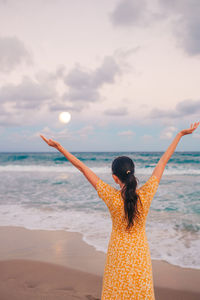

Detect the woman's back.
[{"left": 96, "top": 175, "right": 159, "bottom": 300}]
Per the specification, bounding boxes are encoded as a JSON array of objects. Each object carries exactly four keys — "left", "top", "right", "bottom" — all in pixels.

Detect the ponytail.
[
  {"left": 112, "top": 156, "right": 142, "bottom": 230},
  {"left": 121, "top": 173, "right": 142, "bottom": 230}
]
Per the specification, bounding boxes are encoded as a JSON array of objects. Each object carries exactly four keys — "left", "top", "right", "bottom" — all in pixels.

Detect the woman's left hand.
[
  {"left": 179, "top": 122, "right": 200, "bottom": 136},
  {"left": 40, "top": 135, "right": 61, "bottom": 149}
]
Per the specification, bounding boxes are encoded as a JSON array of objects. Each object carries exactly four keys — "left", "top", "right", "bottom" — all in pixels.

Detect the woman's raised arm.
[
  {"left": 40, "top": 135, "right": 100, "bottom": 189},
  {"left": 152, "top": 122, "right": 199, "bottom": 183}
]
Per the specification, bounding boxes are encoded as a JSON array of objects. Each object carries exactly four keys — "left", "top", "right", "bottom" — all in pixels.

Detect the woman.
[{"left": 40, "top": 122, "right": 199, "bottom": 300}]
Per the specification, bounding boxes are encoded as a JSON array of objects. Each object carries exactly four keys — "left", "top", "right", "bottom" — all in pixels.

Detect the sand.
[{"left": 0, "top": 226, "right": 200, "bottom": 300}]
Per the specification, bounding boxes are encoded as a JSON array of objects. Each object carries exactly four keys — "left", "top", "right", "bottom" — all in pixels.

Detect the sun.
[{"left": 59, "top": 112, "right": 71, "bottom": 124}]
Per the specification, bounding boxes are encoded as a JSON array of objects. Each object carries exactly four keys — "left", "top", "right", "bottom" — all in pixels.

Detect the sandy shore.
[{"left": 0, "top": 226, "right": 200, "bottom": 300}]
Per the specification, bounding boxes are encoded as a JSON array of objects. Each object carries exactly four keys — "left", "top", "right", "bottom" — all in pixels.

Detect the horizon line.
[{"left": 0, "top": 150, "right": 199, "bottom": 153}]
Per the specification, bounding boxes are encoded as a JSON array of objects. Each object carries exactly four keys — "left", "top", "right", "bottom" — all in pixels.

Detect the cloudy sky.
[{"left": 0, "top": 0, "right": 200, "bottom": 152}]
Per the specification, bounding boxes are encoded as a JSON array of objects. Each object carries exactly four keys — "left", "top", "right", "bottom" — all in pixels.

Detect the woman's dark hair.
[{"left": 112, "top": 156, "right": 142, "bottom": 230}]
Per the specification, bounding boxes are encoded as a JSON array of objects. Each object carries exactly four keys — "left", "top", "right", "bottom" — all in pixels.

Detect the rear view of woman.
[{"left": 40, "top": 122, "right": 199, "bottom": 299}]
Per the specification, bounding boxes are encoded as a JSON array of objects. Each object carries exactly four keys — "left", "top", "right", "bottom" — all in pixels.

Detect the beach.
[
  {"left": 0, "top": 226, "right": 200, "bottom": 300},
  {"left": 0, "top": 152, "right": 200, "bottom": 299}
]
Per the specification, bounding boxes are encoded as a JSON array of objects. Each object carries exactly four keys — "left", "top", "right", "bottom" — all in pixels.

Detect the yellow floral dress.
[{"left": 96, "top": 175, "right": 159, "bottom": 300}]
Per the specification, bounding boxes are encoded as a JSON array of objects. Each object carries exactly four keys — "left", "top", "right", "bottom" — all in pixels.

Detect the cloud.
[
  {"left": 118, "top": 130, "right": 135, "bottom": 136},
  {"left": 49, "top": 102, "right": 83, "bottom": 112},
  {"left": 34, "top": 126, "right": 71, "bottom": 140},
  {"left": 0, "top": 36, "right": 32, "bottom": 73},
  {"left": 110, "top": 0, "right": 149, "bottom": 27},
  {"left": 110, "top": 0, "right": 200, "bottom": 55},
  {"left": 0, "top": 73, "right": 59, "bottom": 127},
  {"left": 160, "top": 126, "right": 177, "bottom": 139},
  {"left": 113, "top": 47, "right": 141, "bottom": 73},
  {"left": 0, "top": 53, "right": 124, "bottom": 126},
  {"left": 176, "top": 99, "right": 200, "bottom": 115},
  {"left": 148, "top": 99, "right": 200, "bottom": 119},
  {"left": 0, "top": 76, "right": 57, "bottom": 110},
  {"left": 159, "top": 0, "right": 200, "bottom": 55},
  {"left": 104, "top": 107, "right": 128, "bottom": 116},
  {"left": 34, "top": 125, "right": 94, "bottom": 141},
  {"left": 0, "top": 45, "right": 131, "bottom": 128},
  {"left": 62, "top": 56, "right": 121, "bottom": 108},
  {"left": 114, "top": 47, "right": 141, "bottom": 58},
  {"left": 0, "top": 109, "right": 21, "bottom": 126},
  {"left": 149, "top": 108, "right": 178, "bottom": 119},
  {"left": 35, "top": 65, "right": 66, "bottom": 82}
]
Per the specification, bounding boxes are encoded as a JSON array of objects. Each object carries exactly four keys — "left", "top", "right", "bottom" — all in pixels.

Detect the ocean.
[{"left": 0, "top": 151, "right": 199, "bottom": 269}]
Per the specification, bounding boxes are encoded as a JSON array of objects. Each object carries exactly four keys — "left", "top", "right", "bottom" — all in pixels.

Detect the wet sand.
[{"left": 0, "top": 226, "right": 200, "bottom": 299}]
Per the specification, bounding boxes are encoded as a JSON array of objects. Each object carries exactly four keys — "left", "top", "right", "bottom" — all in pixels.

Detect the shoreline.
[{"left": 0, "top": 225, "right": 200, "bottom": 299}]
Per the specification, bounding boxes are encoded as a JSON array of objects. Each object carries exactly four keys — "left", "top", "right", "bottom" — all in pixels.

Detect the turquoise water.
[{"left": 0, "top": 152, "right": 199, "bottom": 269}]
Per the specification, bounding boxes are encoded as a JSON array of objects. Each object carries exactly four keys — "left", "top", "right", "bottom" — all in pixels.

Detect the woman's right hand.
[
  {"left": 179, "top": 122, "right": 199, "bottom": 137},
  {"left": 40, "top": 135, "right": 61, "bottom": 149}
]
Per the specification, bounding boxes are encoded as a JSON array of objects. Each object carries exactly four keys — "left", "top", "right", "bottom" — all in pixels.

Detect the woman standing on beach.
[{"left": 41, "top": 122, "right": 199, "bottom": 300}]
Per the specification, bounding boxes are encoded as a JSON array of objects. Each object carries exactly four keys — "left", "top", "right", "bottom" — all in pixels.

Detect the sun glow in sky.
[
  {"left": 59, "top": 112, "right": 71, "bottom": 124},
  {"left": 0, "top": 0, "right": 200, "bottom": 151}
]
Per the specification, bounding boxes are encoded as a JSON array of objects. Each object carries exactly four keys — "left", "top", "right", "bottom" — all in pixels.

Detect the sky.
[{"left": 0, "top": 0, "right": 200, "bottom": 152}]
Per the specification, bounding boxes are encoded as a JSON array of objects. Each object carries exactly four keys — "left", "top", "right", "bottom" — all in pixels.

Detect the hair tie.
[{"left": 126, "top": 170, "right": 131, "bottom": 174}]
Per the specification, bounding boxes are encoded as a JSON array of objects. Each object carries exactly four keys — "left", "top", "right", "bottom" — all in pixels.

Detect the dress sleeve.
[
  {"left": 137, "top": 175, "right": 159, "bottom": 217},
  {"left": 96, "top": 178, "right": 117, "bottom": 212}
]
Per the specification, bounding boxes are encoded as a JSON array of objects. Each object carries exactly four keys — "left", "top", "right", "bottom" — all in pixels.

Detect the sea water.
[{"left": 0, "top": 152, "right": 199, "bottom": 269}]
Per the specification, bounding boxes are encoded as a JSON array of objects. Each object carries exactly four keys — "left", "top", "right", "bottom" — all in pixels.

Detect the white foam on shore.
[
  {"left": 0, "top": 204, "right": 200, "bottom": 270},
  {"left": 0, "top": 164, "right": 200, "bottom": 175}
]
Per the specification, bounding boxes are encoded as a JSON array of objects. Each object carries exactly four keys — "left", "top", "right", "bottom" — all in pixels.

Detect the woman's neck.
[{"left": 119, "top": 182, "right": 125, "bottom": 189}]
